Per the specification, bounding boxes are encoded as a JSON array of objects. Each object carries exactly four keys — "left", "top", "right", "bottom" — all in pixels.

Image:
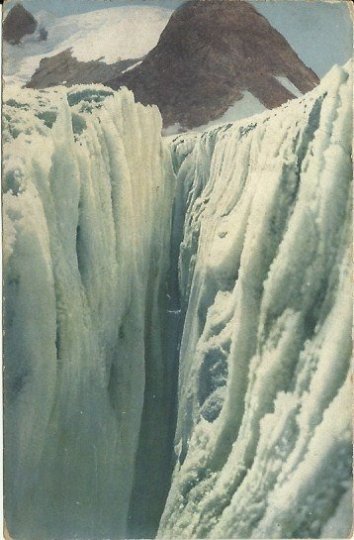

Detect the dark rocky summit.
[
  {"left": 3, "top": 3, "right": 38, "bottom": 44},
  {"left": 26, "top": 0, "right": 320, "bottom": 129},
  {"left": 109, "top": 0, "right": 319, "bottom": 128}
]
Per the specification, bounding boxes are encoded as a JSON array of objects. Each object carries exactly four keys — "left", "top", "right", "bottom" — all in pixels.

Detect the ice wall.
[
  {"left": 158, "top": 64, "right": 353, "bottom": 539},
  {"left": 3, "top": 86, "right": 175, "bottom": 539}
]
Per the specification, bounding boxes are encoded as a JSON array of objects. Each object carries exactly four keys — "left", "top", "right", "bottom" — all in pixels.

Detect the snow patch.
[
  {"left": 194, "top": 91, "right": 266, "bottom": 132},
  {"left": 276, "top": 75, "right": 303, "bottom": 97},
  {"left": 121, "top": 60, "right": 143, "bottom": 74}
]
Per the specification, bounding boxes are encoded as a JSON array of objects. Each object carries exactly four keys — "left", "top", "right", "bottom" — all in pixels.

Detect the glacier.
[{"left": 3, "top": 63, "right": 352, "bottom": 540}]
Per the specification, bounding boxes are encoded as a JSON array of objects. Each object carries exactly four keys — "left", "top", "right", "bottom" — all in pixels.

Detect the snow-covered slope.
[
  {"left": 39, "top": 6, "right": 172, "bottom": 64},
  {"left": 3, "top": 6, "right": 172, "bottom": 85},
  {"left": 158, "top": 63, "right": 352, "bottom": 538},
  {"left": 3, "top": 85, "right": 175, "bottom": 539},
  {"left": 3, "top": 62, "right": 352, "bottom": 539}
]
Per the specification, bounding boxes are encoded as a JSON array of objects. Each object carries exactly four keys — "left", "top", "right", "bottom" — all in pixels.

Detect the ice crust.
[{"left": 3, "top": 62, "right": 353, "bottom": 539}]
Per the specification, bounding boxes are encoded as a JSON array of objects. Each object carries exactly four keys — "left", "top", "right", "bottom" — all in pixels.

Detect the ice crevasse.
[{"left": 3, "top": 63, "right": 353, "bottom": 540}]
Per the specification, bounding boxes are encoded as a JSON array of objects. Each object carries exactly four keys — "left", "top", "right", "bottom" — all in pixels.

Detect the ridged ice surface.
[
  {"left": 3, "top": 64, "right": 352, "bottom": 540},
  {"left": 3, "top": 85, "right": 175, "bottom": 539},
  {"left": 158, "top": 64, "right": 352, "bottom": 539}
]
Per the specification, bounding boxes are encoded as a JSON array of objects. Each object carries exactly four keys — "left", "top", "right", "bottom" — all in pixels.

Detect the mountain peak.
[
  {"left": 3, "top": 3, "right": 38, "bottom": 44},
  {"left": 109, "top": 0, "right": 319, "bottom": 129}
]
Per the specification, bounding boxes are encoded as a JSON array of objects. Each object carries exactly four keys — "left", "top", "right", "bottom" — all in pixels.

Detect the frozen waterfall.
[{"left": 3, "top": 63, "right": 352, "bottom": 540}]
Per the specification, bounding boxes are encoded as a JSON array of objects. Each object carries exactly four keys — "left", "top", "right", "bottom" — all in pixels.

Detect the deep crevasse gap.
[
  {"left": 158, "top": 63, "right": 352, "bottom": 539},
  {"left": 3, "top": 86, "right": 176, "bottom": 540}
]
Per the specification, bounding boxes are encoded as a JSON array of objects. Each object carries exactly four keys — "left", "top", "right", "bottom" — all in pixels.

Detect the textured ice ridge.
[
  {"left": 3, "top": 84, "right": 176, "bottom": 539},
  {"left": 158, "top": 63, "right": 353, "bottom": 539}
]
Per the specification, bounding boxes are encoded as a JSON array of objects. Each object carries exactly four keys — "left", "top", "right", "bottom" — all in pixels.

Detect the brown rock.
[
  {"left": 26, "top": 48, "right": 141, "bottom": 89},
  {"left": 3, "top": 3, "right": 37, "bottom": 45}
]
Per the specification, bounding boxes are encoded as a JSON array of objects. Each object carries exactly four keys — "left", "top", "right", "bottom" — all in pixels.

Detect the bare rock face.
[
  {"left": 3, "top": 3, "right": 38, "bottom": 44},
  {"left": 108, "top": 0, "right": 319, "bottom": 128},
  {"left": 26, "top": 49, "right": 141, "bottom": 89},
  {"left": 39, "top": 27, "right": 48, "bottom": 41}
]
